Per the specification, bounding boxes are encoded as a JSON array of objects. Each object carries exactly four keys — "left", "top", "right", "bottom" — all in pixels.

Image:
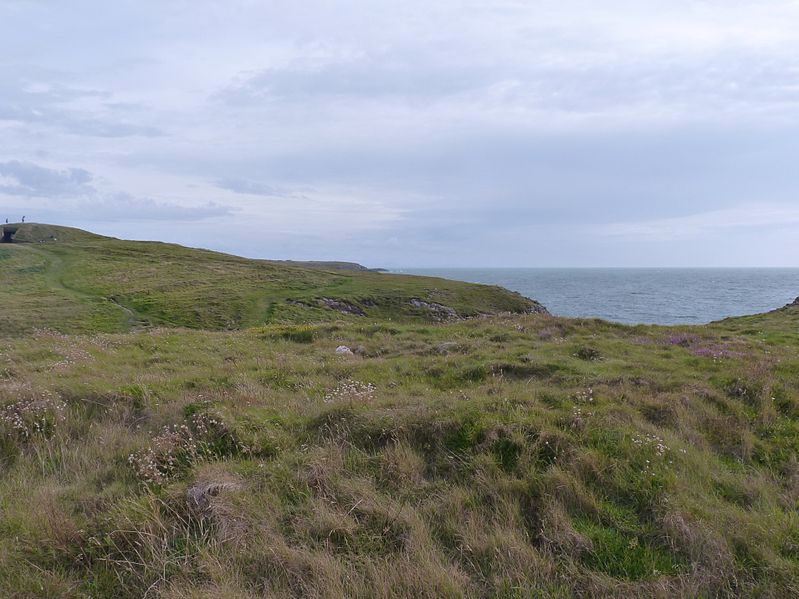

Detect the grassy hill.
[
  {"left": 1, "top": 226, "right": 799, "bottom": 598},
  {"left": 0, "top": 224, "right": 543, "bottom": 336}
]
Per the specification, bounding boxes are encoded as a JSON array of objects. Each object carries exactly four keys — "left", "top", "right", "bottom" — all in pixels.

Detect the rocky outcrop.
[
  {"left": 525, "top": 299, "right": 549, "bottom": 315},
  {"left": 318, "top": 297, "right": 366, "bottom": 316},
  {"left": 503, "top": 289, "right": 549, "bottom": 315},
  {"left": 409, "top": 298, "right": 459, "bottom": 321}
]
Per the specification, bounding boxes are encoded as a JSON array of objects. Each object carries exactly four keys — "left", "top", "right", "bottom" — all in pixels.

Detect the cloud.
[
  {"left": 76, "top": 194, "right": 234, "bottom": 222},
  {"left": 3, "top": 1, "right": 799, "bottom": 265},
  {"left": 0, "top": 160, "right": 233, "bottom": 223},
  {"left": 220, "top": 50, "right": 496, "bottom": 105},
  {"left": 0, "top": 79, "right": 162, "bottom": 138},
  {"left": 3, "top": 193, "right": 234, "bottom": 224},
  {"left": 215, "top": 178, "right": 298, "bottom": 197},
  {"left": 0, "top": 160, "right": 95, "bottom": 197},
  {"left": 599, "top": 204, "right": 799, "bottom": 241}
]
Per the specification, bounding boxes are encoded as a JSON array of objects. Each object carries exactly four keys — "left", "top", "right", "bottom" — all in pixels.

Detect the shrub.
[
  {"left": 128, "top": 412, "right": 247, "bottom": 485},
  {"left": 0, "top": 393, "right": 66, "bottom": 446},
  {"left": 575, "top": 346, "right": 601, "bottom": 361}
]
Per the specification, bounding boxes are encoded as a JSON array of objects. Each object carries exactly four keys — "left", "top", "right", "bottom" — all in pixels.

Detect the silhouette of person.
[{"left": 22, "top": 216, "right": 25, "bottom": 223}]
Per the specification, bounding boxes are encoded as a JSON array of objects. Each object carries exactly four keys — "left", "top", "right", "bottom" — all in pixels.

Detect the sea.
[{"left": 393, "top": 268, "right": 799, "bottom": 326}]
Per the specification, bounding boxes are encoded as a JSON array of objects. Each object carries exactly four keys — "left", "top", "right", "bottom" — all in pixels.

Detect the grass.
[
  {"left": 0, "top": 224, "right": 541, "bottom": 336},
  {"left": 2, "top": 225, "right": 799, "bottom": 597}
]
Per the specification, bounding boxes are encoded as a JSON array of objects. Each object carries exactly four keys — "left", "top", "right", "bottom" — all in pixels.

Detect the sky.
[{"left": 2, "top": 0, "right": 799, "bottom": 267}]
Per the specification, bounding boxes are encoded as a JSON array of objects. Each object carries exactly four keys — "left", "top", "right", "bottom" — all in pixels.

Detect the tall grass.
[{"left": 2, "top": 311, "right": 799, "bottom": 597}]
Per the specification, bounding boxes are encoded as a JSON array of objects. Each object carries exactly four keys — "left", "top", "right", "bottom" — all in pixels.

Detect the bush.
[{"left": 575, "top": 346, "right": 601, "bottom": 361}]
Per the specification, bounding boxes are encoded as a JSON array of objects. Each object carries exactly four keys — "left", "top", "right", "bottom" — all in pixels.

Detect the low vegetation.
[
  {"left": 1, "top": 226, "right": 799, "bottom": 597},
  {"left": 0, "top": 224, "right": 541, "bottom": 336}
]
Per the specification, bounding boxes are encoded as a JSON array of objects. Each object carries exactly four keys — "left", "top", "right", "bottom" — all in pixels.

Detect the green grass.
[
  {"left": 2, "top": 225, "right": 799, "bottom": 597},
  {"left": 0, "top": 224, "right": 541, "bottom": 336}
]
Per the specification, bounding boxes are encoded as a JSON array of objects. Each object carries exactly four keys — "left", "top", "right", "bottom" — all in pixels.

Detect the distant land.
[{"left": 274, "top": 260, "right": 387, "bottom": 273}]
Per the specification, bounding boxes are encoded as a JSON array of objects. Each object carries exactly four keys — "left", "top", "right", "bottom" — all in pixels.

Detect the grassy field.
[
  {"left": 0, "top": 224, "right": 542, "bottom": 337},
  {"left": 2, "top": 225, "right": 799, "bottom": 598}
]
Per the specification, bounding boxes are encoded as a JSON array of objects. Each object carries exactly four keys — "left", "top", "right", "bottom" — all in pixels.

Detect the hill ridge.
[{"left": 0, "top": 223, "right": 546, "bottom": 336}]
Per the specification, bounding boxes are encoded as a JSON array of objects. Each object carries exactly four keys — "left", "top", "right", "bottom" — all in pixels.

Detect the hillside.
[
  {"left": 1, "top": 227, "right": 799, "bottom": 598},
  {"left": 0, "top": 224, "right": 544, "bottom": 336}
]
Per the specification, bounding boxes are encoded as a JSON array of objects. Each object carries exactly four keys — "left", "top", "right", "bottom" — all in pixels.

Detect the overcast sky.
[{"left": 2, "top": 0, "right": 799, "bottom": 267}]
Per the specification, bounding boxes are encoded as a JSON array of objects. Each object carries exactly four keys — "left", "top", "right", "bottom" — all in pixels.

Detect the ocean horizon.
[{"left": 393, "top": 267, "right": 799, "bottom": 325}]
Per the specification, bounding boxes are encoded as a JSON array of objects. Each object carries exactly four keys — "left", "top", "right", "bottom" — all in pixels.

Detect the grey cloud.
[
  {"left": 215, "top": 178, "right": 292, "bottom": 197},
  {"left": 60, "top": 119, "right": 162, "bottom": 138},
  {"left": 0, "top": 79, "right": 162, "bottom": 138},
  {"left": 218, "top": 41, "right": 799, "bottom": 123},
  {"left": 4, "top": 1, "right": 799, "bottom": 266},
  {"left": 78, "top": 194, "right": 234, "bottom": 222},
  {"left": 220, "top": 49, "right": 499, "bottom": 105},
  {"left": 3, "top": 192, "right": 234, "bottom": 224},
  {"left": 0, "top": 160, "right": 95, "bottom": 197},
  {"left": 0, "top": 160, "right": 233, "bottom": 223}
]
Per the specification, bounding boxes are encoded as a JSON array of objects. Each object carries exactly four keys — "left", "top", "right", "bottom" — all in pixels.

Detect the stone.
[
  {"left": 319, "top": 297, "right": 366, "bottom": 316},
  {"left": 409, "top": 298, "right": 459, "bottom": 321},
  {"left": 435, "top": 341, "right": 461, "bottom": 355},
  {"left": 187, "top": 480, "right": 242, "bottom": 514}
]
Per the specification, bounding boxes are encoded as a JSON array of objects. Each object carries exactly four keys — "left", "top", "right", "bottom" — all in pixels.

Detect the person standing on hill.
[{"left": 21, "top": 216, "right": 25, "bottom": 223}]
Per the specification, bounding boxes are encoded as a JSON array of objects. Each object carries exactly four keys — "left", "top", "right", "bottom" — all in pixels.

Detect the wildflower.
[
  {"left": 323, "top": 380, "right": 376, "bottom": 403},
  {"left": 128, "top": 411, "right": 247, "bottom": 485},
  {"left": 1, "top": 393, "right": 66, "bottom": 442}
]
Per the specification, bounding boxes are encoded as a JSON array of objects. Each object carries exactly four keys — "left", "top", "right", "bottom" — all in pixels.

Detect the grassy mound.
[{"left": 0, "top": 224, "right": 543, "bottom": 336}]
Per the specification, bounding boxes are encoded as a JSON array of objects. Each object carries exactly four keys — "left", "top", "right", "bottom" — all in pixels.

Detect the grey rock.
[
  {"left": 409, "top": 298, "right": 459, "bottom": 321},
  {"left": 319, "top": 297, "right": 366, "bottom": 316},
  {"left": 435, "top": 341, "right": 461, "bottom": 355},
  {"left": 187, "top": 480, "right": 242, "bottom": 514}
]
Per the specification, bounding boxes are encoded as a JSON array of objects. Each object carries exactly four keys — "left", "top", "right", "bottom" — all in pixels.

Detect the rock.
[
  {"left": 503, "top": 290, "right": 549, "bottom": 314},
  {"left": 409, "top": 298, "right": 459, "bottom": 321},
  {"left": 434, "top": 341, "right": 461, "bottom": 355},
  {"left": 526, "top": 300, "right": 549, "bottom": 315},
  {"left": 319, "top": 297, "right": 366, "bottom": 316},
  {"left": 788, "top": 297, "right": 799, "bottom": 307},
  {"left": 187, "top": 480, "right": 242, "bottom": 515},
  {"left": 335, "top": 345, "right": 353, "bottom": 355},
  {"left": 286, "top": 299, "right": 311, "bottom": 308}
]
